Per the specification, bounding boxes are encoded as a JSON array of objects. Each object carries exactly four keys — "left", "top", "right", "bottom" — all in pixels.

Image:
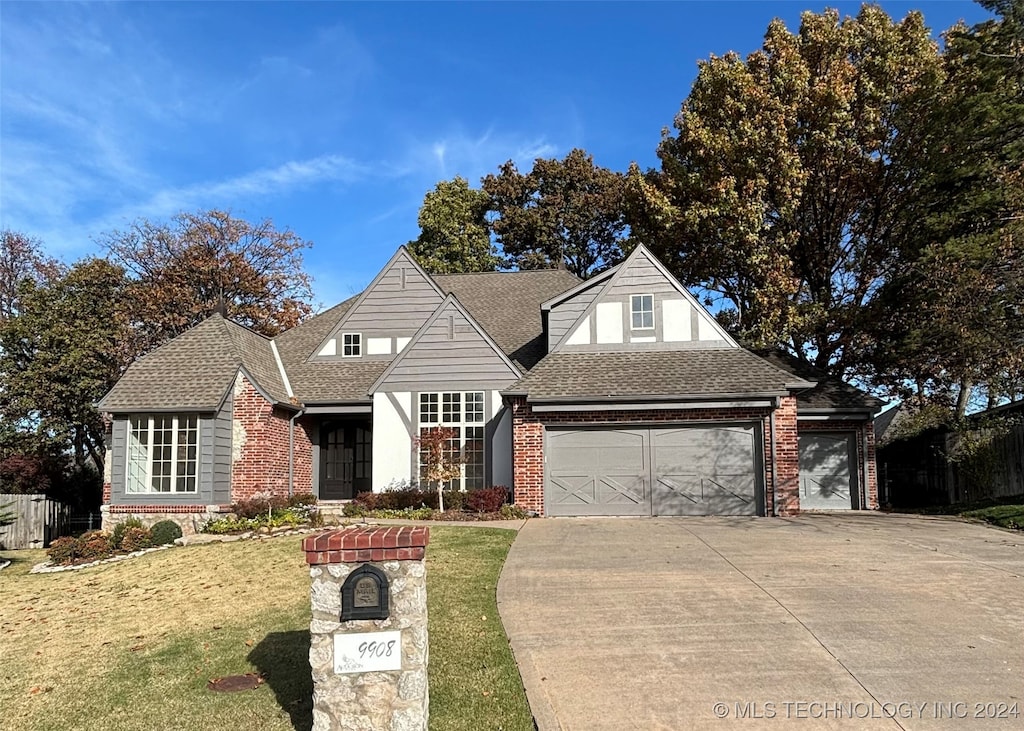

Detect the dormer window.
[
  {"left": 342, "top": 333, "right": 361, "bottom": 357},
  {"left": 631, "top": 294, "right": 654, "bottom": 330}
]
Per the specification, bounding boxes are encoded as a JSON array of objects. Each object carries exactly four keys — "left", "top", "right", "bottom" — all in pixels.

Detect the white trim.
[
  {"left": 630, "top": 293, "right": 655, "bottom": 331},
  {"left": 417, "top": 390, "right": 486, "bottom": 490},
  {"left": 269, "top": 341, "right": 294, "bottom": 398}
]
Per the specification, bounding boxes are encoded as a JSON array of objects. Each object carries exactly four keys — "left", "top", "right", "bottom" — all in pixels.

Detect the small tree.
[{"left": 413, "top": 427, "right": 464, "bottom": 513}]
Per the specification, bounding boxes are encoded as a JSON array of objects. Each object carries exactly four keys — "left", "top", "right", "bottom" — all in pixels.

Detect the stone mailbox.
[{"left": 302, "top": 526, "right": 430, "bottom": 731}]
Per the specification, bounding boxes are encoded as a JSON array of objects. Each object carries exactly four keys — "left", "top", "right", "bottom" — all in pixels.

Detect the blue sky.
[{"left": 0, "top": 1, "right": 992, "bottom": 308}]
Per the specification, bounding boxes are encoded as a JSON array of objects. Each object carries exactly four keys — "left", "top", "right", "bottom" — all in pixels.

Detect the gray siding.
[
  {"left": 109, "top": 412, "right": 218, "bottom": 505},
  {"left": 377, "top": 305, "right": 520, "bottom": 392},
  {"left": 556, "top": 248, "right": 733, "bottom": 353},
  {"left": 548, "top": 279, "right": 604, "bottom": 350},
  {"left": 212, "top": 394, "right": 233, "bottom": 504},
  {"left": 319, "top": 250, "right": 443, "bottom": 359}
]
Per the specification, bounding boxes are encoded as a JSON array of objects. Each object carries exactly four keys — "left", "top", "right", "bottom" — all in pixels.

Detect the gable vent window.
[
  {"left": 631, "top": 294, "right": 654, "bottom": 330},
  {"left": 342, "top": 333, "right": 361, "bottom": 357}
]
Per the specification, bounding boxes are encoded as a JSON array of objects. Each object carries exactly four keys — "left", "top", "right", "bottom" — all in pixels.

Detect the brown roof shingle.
[
  {"left": 506, "top": 349, "right": 812, "bottom": 401},
  {"left": 99, "top": 315, "right": 290, "bottom": 412},
  {"left": 755, "top": 350, "right": 884, "bottom": 411}
]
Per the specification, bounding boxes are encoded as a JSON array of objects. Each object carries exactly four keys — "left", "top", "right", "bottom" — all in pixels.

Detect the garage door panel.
[
  {"left": 547, "top": 429, "right": 650, "bottom": 516},
  {"left": 799, "top": 433, "right": 855, "bottom": 510},
  {"left": 652, "top": 427, "right": 759, "bottom": 516}
]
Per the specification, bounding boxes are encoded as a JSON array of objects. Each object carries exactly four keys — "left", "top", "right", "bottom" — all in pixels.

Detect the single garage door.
[
  {"left": 546, "top": 425, "right": 760, "bottom": 517},
  {"left": 799, "top": 432, "right": 856, "bottom": 510}
]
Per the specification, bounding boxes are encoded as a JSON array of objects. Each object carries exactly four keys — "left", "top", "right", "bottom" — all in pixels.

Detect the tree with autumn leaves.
[{"left": 0, "top": 211, "right": 316, "bottom": 502}]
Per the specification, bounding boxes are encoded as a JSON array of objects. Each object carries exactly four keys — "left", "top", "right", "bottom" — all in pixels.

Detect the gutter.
[{"left": 517, "top": 390, "right": 792, "bottom": 404}]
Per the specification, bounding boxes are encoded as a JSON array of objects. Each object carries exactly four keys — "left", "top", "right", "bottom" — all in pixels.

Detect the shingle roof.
[
  {"left": 506, "top": 349, "right": 812, "bottom": 401},
  {"left": 755, "top": 350, "right": 884, "bottom": 411},
  {"left": 270, "top": 297, "right": 388, "bottom": 403},
  {"left": 434, "top": 269, "right": 581, "bottom": 369},
  {"left": 99, "top": 314, "right": 290, "bottom": 412}
]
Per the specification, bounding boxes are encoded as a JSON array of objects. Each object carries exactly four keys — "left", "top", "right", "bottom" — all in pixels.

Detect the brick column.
[
  {"left": 864, "top": 421, "right": 879, "bottom": 509},
  {"left": 774, "top": 396, "right": 800, "bottom": 515},
  {"left": 303, "top": 527, "right": 430, "bottom": 731},
  {"left": 510, "top": 397, "right": 545, "bottom": 516}
]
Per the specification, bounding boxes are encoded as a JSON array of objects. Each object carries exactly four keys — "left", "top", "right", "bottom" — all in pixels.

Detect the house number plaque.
[{"left": 340, "top": 564, "right": 390, "bottom": 621}]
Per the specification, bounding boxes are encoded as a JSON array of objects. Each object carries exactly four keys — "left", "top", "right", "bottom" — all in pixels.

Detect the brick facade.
[
  {"left": 509, "top": 396, "right": 800, "bottom": 517},
  {"left": 796, "top": 418, "right": 879, "bottom": 510},
  {"left": 231, "top": 375, "right": 314, "bottom": 501},
  {"left": 773, "top": 396, "right": 800, "bottom": 516}
]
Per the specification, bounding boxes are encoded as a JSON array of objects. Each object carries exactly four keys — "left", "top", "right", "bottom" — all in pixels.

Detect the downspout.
[
  {"left": 769, "top": 404, "right": 779, "bottom": 516},
  {"left": 288, "top": 409, "right": 304, "bottom": 497},
  {"left": 861, "top": 422, "right": 871, "bottom": 511}
]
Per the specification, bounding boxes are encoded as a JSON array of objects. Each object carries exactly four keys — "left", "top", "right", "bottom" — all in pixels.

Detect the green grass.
[
  {"left": 961, "top": 501, "right": 1024, "bottom": 530},
  {"left": 0, "top": 527, "right": 532, "bottom": 731}
]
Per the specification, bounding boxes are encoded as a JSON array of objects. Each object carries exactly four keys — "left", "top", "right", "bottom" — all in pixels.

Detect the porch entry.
[{"left": 319, "top": 419, "right": 372, "bottom": 500}]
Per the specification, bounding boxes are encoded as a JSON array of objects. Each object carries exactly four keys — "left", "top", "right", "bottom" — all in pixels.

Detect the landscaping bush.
[
  {"left": 287, "top": 492, "right": 317, "bottom": 508},
  {"left": 466, "top": 487, "right": 509, "bottom": 513},
  {"left": 150, "top": 520, "right": 183, "bottom": 545},
  {"left": 77, "top": 530, "right": 114, "bottom": 560},
  {"left": 499, "top": 503, "right": 529, "bottom": 520},
  {"left": 111, "top": 517, "right": 145, "bottom": 550},
  {"left": 46, "top": 535, "right": 80, "bottom": 565},
  {"left": 232, "top": 494, "right": 289, "bottom": 519},
  {"left": 120, "top": 526, "right": 153, "bottom": 552}
]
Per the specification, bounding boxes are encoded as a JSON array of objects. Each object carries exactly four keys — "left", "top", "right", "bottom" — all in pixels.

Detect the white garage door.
[
  {"left": 546, "top": 425, "right": 761, "bottom": 517},
  {"left": 799, "top": 432, "right": 856, "bottom": 510}
]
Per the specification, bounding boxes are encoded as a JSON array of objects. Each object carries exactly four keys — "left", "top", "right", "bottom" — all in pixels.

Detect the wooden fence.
[{"left": 0, "top": 494, "right": 71, "bottom": 549}]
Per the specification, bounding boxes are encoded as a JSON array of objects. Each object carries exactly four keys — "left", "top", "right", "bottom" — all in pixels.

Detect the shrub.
[
  {"left": 441, "top": 490, "right": 465, "bottom": 511},
  {"left": 466, "top": 487, "right": 509, "bottom": 514},
  {"left": 77, "top": 530, "right": 114, "bottom": 560},
  {"left": 287, "top": 492, "right": 317, "bottom": 508},
  {"left": 150, "top": 520, "right": 183, "bottom": 545},
  {"left": 232, "top": 494, "right": 289, "bottom": 519},
  {"left": 499, "top": 503, "right": 529, "bottom": 520},
  {"left": 47, "top": 536, "right": 80, "bottom": 565},
  {"left": 111, "top": 517, "right": 145, "bottom": 549},
  {"left": 120, "top": 526, "right": 153, "bottom": 552}
]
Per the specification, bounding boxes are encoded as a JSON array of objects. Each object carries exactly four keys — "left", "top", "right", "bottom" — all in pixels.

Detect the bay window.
[{"left": 127, "top": 415, "right": 198, "bottom": 493}]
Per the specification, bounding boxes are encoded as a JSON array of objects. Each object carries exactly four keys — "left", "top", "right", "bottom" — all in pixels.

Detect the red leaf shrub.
[
  {"left": 46, "top": 536, "right": 80, "bottom": 565},
  {"left": 232, "top": 495, "right": 289, "bottom": 519},
  {"left": 77, "top": 530, "right": 114, "bottom": 559},
  {"left": 120, "top": 526, "right": 152, "bottom": 552},
  {"left": 466, "top": 487, "right": 509, "bottom": 514}
]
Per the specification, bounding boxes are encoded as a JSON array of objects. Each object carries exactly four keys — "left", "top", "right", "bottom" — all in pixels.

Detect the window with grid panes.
[
  {"left": 418, "top": 391, "right": 486, "bottom": 490},
  {"left": 126, "top": 415, "right": 198, "bottom": 493}
]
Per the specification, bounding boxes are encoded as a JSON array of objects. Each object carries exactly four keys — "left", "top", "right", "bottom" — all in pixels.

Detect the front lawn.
[
  {"left": 0, "top": 527, "right": 532, "bottom": 731},
  {"left": 962, "top": 501, "right": 1024, "bottom": 530}
]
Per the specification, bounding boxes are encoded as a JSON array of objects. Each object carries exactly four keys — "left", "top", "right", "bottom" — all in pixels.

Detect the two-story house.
[{"left": 98, "top": 244, "right": 882, "bottom": 531}]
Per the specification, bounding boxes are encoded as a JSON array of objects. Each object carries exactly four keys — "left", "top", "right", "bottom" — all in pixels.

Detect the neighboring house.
[{"left": 98, "top": 244, "right": 882, "bottom": 532}]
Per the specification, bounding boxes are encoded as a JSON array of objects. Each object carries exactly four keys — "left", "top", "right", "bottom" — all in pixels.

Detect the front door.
[{"left": 320, "top": 421, "right": 372, "bottom": 500}]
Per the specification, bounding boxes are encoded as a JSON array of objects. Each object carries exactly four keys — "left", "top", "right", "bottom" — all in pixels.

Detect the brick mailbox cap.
[{"left": 302, "top": 526, "right": 430, "bottom": 565}]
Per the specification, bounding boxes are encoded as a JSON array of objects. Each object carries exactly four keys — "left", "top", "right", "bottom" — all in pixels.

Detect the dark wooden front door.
[{"left": 320, "top": 421, "right": 372, "bottom": 500}]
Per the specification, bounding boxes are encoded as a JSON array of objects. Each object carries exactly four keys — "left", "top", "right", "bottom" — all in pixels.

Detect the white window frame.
[
  {"left": 126, "top": 414, "right": 199, "bottom": 494},
  {"left": 418, "top": 391, "right": 486, "bottom": 491},
  {"left": 631, "top": 294, "right": 655, "bottom": 331},
  {"left": 342, "top": 332, "right": 361, "bottom": 357}
]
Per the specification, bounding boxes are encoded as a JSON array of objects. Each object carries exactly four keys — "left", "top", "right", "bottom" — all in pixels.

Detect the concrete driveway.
[{"left": 496, "top": 514, "right": 1024, "bottom": 730}]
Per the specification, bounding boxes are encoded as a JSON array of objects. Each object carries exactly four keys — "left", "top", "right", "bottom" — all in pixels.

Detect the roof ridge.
[{"left": 434, "top": 268, "right": 578, "bottom": 277}]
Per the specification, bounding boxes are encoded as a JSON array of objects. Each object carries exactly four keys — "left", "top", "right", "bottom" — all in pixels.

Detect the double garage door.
[{"left": 546, "top": 425, "right": 762, "bottom": 517}]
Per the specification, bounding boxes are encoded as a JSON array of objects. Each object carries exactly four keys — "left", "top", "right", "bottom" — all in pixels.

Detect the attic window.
[
  {"left": 631, "top": 294, "right": 654, "bottom": 330},
  {"left": 342, "top": 333, "right": 361, "bottom": 357}
]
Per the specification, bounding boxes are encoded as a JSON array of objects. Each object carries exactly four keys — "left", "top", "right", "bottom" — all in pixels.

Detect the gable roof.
[
  {"left": 308, "top": 246, "right": 444, "bottom": 360},
  {"left": 369, "top": 294, "right": 522, "bottom": 393},
  {"left": 547, "top": 244, "right": 739, "bottom": 352},
  {"left": 434, "top": 269, "right": 580, "bottom": 369},
  {"left": 754, "top": 350, "right": 884, "bottom": 413},
  {"left": 270, "top": 297, "right": 388, "bottom": 404},
  {"left": 98, "top": 314, "right": 291, "bottom": 413},
  {"left": 506, "top": 349, "right": 813, "bottom": 402}
]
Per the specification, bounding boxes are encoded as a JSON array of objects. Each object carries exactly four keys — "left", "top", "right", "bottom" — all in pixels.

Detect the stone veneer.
[
  {"left": 508, "top": 396, "right": 803, "bottom": 517},
  {"left": 303, "top": 527, "right": 430, "bottom": 731}
]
